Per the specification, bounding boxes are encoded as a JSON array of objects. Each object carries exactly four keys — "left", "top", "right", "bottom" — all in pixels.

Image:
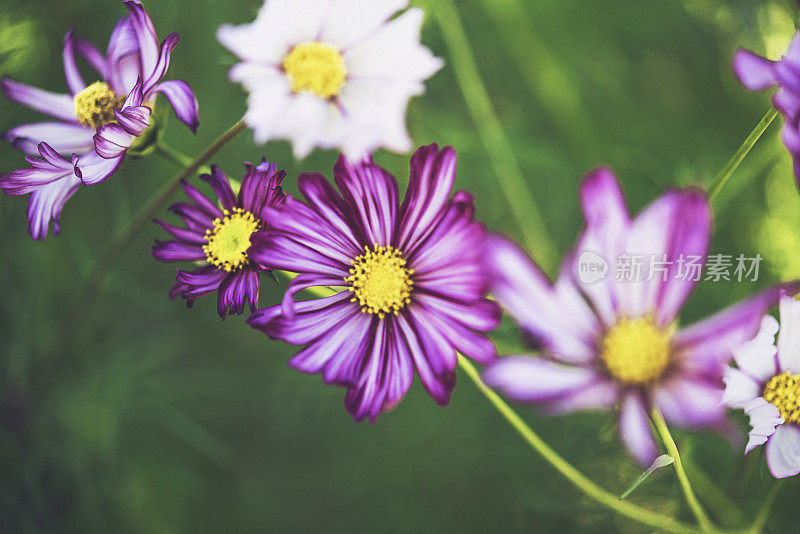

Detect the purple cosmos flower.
[
  {"left": 482, "top": 168, "right": 799, "bottom": 465},
  {"left": 0, "top": 0, "right": 199, "bottom": 239},
  {"left": 246, "top": 144, "right": 500, "bottom": 422},
  {"left": 152, "top": 161, "right": 286, "bottom": 319},
  {"left": 733, "top": 32, "right": 800, "bottom": 186},
  {"left": 723, "top": 295, "right": 800, "bottom": 478}
]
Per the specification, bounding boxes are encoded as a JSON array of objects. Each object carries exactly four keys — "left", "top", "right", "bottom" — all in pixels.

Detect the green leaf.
[{"left": 619, "top": 455, "right": 675, "bottom": 500}]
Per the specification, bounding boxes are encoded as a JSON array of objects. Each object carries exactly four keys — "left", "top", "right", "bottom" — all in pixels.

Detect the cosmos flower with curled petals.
[
  {"left": 733, "top": 30, "right": 800, "bottom": 188},
  {"left": 152, "top": 161, "right": 286, "bottom": 319},
  {"left": 217, "top": 0, "right": 442, "bottom": 160},
  {"left": 482, "top": 168, "right": 799, "bottom": 465},
  {"left": 246, "top": 144, "right": 500, "bottom": 422},
  {"left": 724, "top": 295, "right": 800, "bottom": 478},
  {"left": 0, "top": 0, "right": 198, "bottom": 239}
]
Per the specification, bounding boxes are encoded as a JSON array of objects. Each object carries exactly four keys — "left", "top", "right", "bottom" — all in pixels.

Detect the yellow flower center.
[
  {"left": 73, "top": 82, "right": 125, "bottom": 129},
  {"left": 346, "top": 245, "right": 414, "bottom": 319},
  {"left": 763, "top": 372, "right": 800, "bottom": 424},
  {"left": 282, "top": 41, "right": 347, "bottom": 99},
  {"left": 203, "top": 208, "right": 261, "bottom": 272},
  {"left": 600, "top": 317, "right": 672, "bottom": 386}
]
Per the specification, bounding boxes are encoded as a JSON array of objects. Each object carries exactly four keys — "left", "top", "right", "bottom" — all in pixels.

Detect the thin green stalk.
[
  {"left": 155, "top": 142, "right": 210, "bottom": 175},
  {"left": 275, "top": 272, "right": 697, "bottom": 532},
  {"left": 651, "top": 407, "right": 715, "bottom": 532},
  {"left": 62, "top": 118, "right": 247, "bottom": 345},
  {"left": 707, "top": 108, "right": 778, "bottom": 201},
  {"left": 682, "top": 454, "right": 745, "bottom": 528},
  {"left": 458, "top": 355, "right": 700, "bottom": 534},
  {"left": 427, "top": 0, "right": 557, "bottom": 273},
  {"left": 748, "top": 480, "right": 783, "bottom": 534}
]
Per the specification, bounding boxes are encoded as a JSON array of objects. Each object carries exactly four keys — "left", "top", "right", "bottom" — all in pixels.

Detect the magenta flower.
[
  {"left": 733, "top": 32, "right": 800, "bottom": 186},
  {"left": 724, "top": 295, "right": 800, "bottom": 478},
  {"left": 0, "top": 0, "right": 199, "bottom": 239},
  {"left": 152, "top": 161, "right": 286, "bottom": 319},
  {"left": 482, "top": 168, "right": 798, "bottom": 465},
  {"left": 246, "top": 144, "right": 500, "bottom": 422}
]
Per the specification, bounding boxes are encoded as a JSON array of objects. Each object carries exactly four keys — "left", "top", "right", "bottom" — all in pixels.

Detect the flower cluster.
[
  {"left": 3, "top": 0, "right": 800, "bottom": 496},
  {"left": 0, "top": 0, "right": 198, "bottom": 239}
]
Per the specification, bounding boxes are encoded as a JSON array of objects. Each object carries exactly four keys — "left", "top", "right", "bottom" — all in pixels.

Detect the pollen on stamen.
[
  {"left": 73, "top": 81, "right": 126, "bottom": 129},
  {"left": 600, "top": 317, "right": 672, "bottom": 386},
  {"left": 203, "top": 208, "right": 261, "bottom": 272},
  {"left": 345, "top": 244, "right": 414, "bottom": 319},
  {"left": 282, "top": 41, "right": 347, "bottom": 99},
  {"left": 764, "top": 372, "right": 800, "bottom": 424}
]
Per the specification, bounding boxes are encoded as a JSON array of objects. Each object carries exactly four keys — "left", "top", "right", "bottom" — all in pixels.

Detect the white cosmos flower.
[{"left": 217, "top": 0, "right": 443, "bottom": 159}]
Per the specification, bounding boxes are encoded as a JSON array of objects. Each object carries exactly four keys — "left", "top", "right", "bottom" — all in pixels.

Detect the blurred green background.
[{"left": 2, "top": 0, "right": 800, "bottom": 532}]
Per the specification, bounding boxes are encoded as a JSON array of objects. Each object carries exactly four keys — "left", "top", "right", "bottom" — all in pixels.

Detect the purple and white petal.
[
  {"left": 619, "top": 392, "right": 658, "bottom": 466},
  {"left": 153, "top": 80, "right": 199, "bottom": 133},
  {"left": 1, "top": 78, "right": 76, "bottom": 122},
  {"left": 674, "top": 283, "right": 800, "bottom": 377},
  {"left": 742, "top": 398, "right": 783, "bottom": 454},
  {"left": 652, "top": 377, "right": 726, "bottom": 428},
  {"left": 483, "top": 356, "right": 600, "bottom": 404}
]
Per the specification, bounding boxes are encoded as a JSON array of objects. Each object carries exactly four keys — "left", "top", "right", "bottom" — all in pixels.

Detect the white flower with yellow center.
[
  {"left": 724, "top": 296, "right": 800, "bottom": 478},
  {"left": 217, "top": 0, "right": 443, "bottom": 159}
]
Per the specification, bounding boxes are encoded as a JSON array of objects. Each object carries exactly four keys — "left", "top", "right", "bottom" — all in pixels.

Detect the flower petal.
[
  {"left": 1, "top": 78, "right": 76, "bottom": 122},
  {"left": 732, "top": 49, "right": 776, "bottom": 91},
  {"left": 723, "top": 367, "right": 762, "bottom": 408},
  {"left": 742, "top": 398, "right": 783, "bottom": 454},
  {"left": 26, "top": 173, "right": 82, "bottom": 240},
  {"left": 4, "top": 122, "right": 94, "bottom": 155},
  {"left": 486, "top": 234, "right": 599, "bottom": 364},
  {"left": 62, "top": 30, "right": 86, "bottom": 95},
  {"left": 396, "top": 144, "right": 456, "bottom": 253},
  {"left": 619, "top": 392, "right": 658, "bottom": 466},
  {"left": 766, "top": 424, "right": 800, "bottom": 478},
  {"left": 573, "top": 167, "right": 629, "bottom": 326},
  {"left": 153, "top": 80, "right": 199, "bottom": 133},
  {"left": 483, "top": 356, "right": 599, "bottom": 404},
  {"left": 333, "top": 155, "right": 399, "bottom": 247},
  {"left": 652, "top": 377, "right": 725, "bottom": 428},
  {"left": 732, "top": 315, "right": 780, "bottom": 382},
  {"left": 777, "top": 295, "right": 800, "bottom": 373},
  {"left": 674, "top": 283, "right": 800, "bottom": 377}
]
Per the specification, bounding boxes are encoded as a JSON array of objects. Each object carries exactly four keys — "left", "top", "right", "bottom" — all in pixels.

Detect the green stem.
[
  {"left": 63, "top": 118, "right": 247, "bottom": 342},
  {"left": 428, "top": 0, "right": 557, "bottom": 274},
  {"left": 458, "top": 355, "right": 700, "bottom": 534},
  {"left": 651, "top": 407, "right": 715, "bottom": 532},
  {"left": 682, "top": 454, "right": 745, "bottom": 527},
  {"left": 273, "top": 271, "right": 698, "bottom": 533},
  {"left": 155, "top": 142, "right": 210, "bottom": 175},
  {"left": 748, "top": 480, "right": 783, "bottom": 534},
  {"left": 707, "top": 108, "right": 778, "bottom": 201}
]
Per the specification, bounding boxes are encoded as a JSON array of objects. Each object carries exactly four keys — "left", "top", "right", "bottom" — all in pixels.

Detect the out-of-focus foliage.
[{"left": 1, "top": 0, "right": 799, "bottom": 532}]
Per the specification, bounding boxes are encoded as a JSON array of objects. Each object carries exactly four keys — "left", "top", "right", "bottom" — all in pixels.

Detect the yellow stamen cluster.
[
  {"left": 282, "top": 41, "right": 347, "bottom": 99},
  {"left": 203, "top": 208, "right": 261, "bottom": 272},
  {"left": 763, "top": 372, "right": 800, "bottom": 424},
  {"left": 600, "top": 317, "right": 672, "bottom": 386},
  {"left": 346, "top": 245, "right": 414, "bottom": 318},
  {"left": 73, "top": 81, "right": 125, "bottom": 128}
]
